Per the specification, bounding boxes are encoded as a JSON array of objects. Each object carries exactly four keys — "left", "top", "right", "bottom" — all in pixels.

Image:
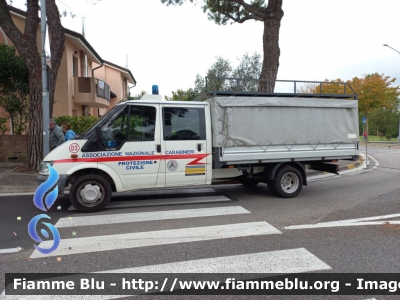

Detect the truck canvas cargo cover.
[{"left": 205, "top": 97, "right": 359, "bottom": 147}]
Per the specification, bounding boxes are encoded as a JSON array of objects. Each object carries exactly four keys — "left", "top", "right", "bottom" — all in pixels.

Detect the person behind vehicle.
[
  {"left": 61, "top": 122, "right": 76, "bottom": 141},
  {"left": 49, "top": 119, "right": 65, "bottom": 150}
]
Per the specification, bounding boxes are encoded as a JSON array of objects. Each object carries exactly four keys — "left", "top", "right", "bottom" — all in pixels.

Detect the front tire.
[
  {"left": 69, "top": 174, "right": 112, "bottom": 212},
  {"left": 272, "top": 166, "right": 303, "bottom": 198}
]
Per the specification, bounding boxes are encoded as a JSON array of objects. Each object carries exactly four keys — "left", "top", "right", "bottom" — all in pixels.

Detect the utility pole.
[
  {"left": 383, "top": 44, "right": 400, "bottom": 140},
  {"left": 41, "top": 0, "right": 50, "bottom": 157}
]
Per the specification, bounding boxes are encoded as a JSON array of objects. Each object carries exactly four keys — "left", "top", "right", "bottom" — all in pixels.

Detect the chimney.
[{"left": 82, "top": 16, "right": 86, "bottom": 38}]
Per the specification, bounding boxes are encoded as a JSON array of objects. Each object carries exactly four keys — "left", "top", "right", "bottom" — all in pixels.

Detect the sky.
[{"left": 9, "top": 0, "right": 400, "bottom": 98}]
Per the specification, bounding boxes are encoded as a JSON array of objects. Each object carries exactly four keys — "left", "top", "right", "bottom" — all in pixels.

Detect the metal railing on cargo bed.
[{"left": 205, "top": 77, "right": 358, "bottom": 100}]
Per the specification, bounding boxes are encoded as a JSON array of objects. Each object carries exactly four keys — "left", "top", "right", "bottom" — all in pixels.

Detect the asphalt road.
[{"left": 1, "top": 146, "right": 400, "bottom": 299}]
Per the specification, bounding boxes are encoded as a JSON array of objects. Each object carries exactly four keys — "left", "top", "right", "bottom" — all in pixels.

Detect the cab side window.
[
  {"left": 163, "top": 107, "right": 206, "bottom": 140},
  {"left": 127, "top": 105, "right": 156, "bottom": 141},
  {"left": 100, "top": 106, "right": 129, "bottom": 147}
]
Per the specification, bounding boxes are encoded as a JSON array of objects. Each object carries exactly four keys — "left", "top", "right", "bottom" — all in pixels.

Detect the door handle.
[
  {"left": 156, "top": 144, "right": 161, "bottom": 153},
  {"left": 197, "top": 144, "right": 202, "bottom": 152}
]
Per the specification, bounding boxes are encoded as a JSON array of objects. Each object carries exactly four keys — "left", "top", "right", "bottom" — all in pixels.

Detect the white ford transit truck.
[{"left": 38, "top": 78, "right": 360, "bottom": 212}]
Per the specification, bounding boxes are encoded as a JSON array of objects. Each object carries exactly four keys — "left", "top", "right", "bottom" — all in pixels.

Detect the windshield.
[{"left": 78, "top": 104, "right": 124, "bottom": 137}]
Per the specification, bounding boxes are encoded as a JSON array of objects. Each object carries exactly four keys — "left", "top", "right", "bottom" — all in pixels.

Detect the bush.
[
  {"left": 0, "top": 117, "right": 8, "bottom": 134},
  {"left": 385, "top": 133, "right": 392, "bottom": 141},
  {"left": 54, "top": 116, "right": 98, "bottom": 135}
]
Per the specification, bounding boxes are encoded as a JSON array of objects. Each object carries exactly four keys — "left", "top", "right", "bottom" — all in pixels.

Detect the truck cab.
[{"left": 38, "top": 94, "right": 212, "bottom": 212}]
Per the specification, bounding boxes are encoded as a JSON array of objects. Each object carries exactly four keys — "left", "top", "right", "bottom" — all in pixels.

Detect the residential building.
[{"left": 0, "top": 5, "right": 136, "bottom": 130}]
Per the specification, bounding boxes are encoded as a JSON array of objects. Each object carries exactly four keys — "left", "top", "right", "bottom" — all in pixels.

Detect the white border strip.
[
  {"left": 57, "top": 206, "right": 250, "bottom": 228},
  {"left": 30, "top": 222, "right": 281, "bottom": 258}
]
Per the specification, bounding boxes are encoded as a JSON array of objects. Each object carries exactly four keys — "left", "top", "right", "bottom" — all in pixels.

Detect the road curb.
[{"left": 307, "top": 158, "right": 364, "bottom": 178}]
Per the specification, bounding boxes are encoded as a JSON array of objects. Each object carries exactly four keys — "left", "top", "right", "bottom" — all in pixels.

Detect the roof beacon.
[{"left": 152, "top": 85, "right": 159, "bottom": 95}]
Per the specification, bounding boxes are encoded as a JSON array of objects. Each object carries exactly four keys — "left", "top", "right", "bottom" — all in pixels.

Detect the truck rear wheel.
[
  {"left": 272, "top": 166, "right": 303, "bottom": 198},
  {"left": 69, "top": 174, "right": 112, "bottom": 212}
]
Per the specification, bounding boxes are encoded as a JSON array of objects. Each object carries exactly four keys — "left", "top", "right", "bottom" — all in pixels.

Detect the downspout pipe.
[{"left": 92, "top": 60, "right": 103, "bottom": 79}]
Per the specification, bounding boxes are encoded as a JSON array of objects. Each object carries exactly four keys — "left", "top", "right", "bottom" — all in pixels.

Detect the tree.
[
  {"left": 164, "top": 88, "right": 198, "bottom": 101},
  {"left": 205, "top": 56, "right": 232, "bottom": 91},
  {"left": 304, "top": 74, "right": 400, "bottom": 141},
  {"left": 161, "top": 0, "right": 283, "bottom": 92},
  {"left": 0, "top": 44, "right": 29, "bottom": 135},
  {"left": 0, "top": 0, "right": 66, "bottom": 171},
  {"left": 126, "top": 90, "right": 147, "bottom": 101},
  {"left": 351, "top": 73, "right": 399, "bottom": 141},
  {"left": 231, "top": 52, "right": 262, "bottom": 91},
  {"left": 367, "top": 105, "right": 400, "bottom": 138},
  {"left": 168, "top": 52, "right": 262, "bottom": 99}
]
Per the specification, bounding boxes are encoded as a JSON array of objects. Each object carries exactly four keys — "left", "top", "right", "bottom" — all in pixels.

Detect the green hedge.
[{"left": 54, "top": 116, "right": 98, "bottom": 135}]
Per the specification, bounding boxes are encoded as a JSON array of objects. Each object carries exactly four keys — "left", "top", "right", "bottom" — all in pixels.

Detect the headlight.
[{"left": 39, "top": 161, "right": 54, "bottom": 174}]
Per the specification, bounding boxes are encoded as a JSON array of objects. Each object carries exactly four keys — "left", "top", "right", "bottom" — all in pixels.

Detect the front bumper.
[{"left": 37, "top": 174, "right": 69, "bottom": 196}]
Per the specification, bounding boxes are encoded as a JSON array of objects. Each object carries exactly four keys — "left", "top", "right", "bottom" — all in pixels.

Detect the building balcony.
[{"left": 72, "top": 77, "right": 110, "bottom": 108}]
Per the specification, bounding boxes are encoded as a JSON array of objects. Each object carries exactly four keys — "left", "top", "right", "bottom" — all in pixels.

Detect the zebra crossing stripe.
[
  {"left": 0, "top": 248, "right": 20, "bottom": 254},
  {"left": 67, "top": 195, "right": 231, "bottom": 210},
  {"left": 57, "top": 206, "right": 250, "bottom": 228},
  {"left": 2, "top": 248, "right": 330, "bottom": 298},
  {"left": 29, "top": 222, "right": 282, "bottom": 258},
  {"left": 97, "top": 248, "right": 330, "bottom": 273}
]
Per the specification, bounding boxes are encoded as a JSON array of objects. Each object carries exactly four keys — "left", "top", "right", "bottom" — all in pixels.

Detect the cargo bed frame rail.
[{"left": 205, "top": 77, "right": 358, "bottom": 100}]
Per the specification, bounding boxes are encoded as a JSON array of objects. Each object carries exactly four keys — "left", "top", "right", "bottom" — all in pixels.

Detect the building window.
[{"left": 72, "top": 56, "right": 78, "bottom": 77}]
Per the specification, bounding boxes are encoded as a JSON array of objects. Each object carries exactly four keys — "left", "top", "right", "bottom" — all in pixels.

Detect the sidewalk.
[
  {"left": 0, "top": 162, "right": 38, "bottom": 194},
  {"left": 0, "top": 158, "right": 364, "bottom": 195}
]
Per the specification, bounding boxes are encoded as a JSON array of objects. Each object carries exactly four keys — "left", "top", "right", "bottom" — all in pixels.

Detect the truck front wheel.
[
  {"left": 69, "top": 174, "right": 112, "bottom": 212},
  {"left": 272, "top": 166, "right": 303, "bottom": 198}
]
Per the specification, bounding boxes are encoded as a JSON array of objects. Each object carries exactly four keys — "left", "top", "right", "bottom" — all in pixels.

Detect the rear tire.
[
  {"left": 238, "top": 177, "right": 260, "bottom": 187},
  {"left": 69, "top": 174, "right": 112, "bottom": 212},
  {"left": 272, "top": 166, "right": 303, "bottom": 198}
]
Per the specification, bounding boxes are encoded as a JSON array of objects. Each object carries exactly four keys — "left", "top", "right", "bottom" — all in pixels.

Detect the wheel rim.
[
  {"left": 280, "top": 172, "right": 299, "bottom": 194},
  {"left": 76, "top": 181, "right": 104, "bottom": 207}
]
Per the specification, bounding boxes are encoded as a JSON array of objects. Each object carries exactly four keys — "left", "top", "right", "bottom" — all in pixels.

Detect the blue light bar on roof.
[{"left": 152, "top": 85, "right": 159, "bottom": 95}]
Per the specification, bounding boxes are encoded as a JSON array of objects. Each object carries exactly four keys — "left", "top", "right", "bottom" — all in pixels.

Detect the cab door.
[
  {"left": 98, "top": 104, "right": 161, "bottom": 190},
  {"left": 162, "top": 105, "right": 208, "bottom": 186}
]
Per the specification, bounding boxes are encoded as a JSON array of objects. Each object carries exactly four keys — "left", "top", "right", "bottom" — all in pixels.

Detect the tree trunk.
[
  {"left": 46, "top": 0, "right": 65, "bottom": 118},
  {"left": 0, "top": 0, "right": 43, "bottom": 171},
  {"left": 26, "top": 71, "right": 43, "bottom": 171},
  {"left": 258, "top": 1, "right": 284, "bottom": 93}
]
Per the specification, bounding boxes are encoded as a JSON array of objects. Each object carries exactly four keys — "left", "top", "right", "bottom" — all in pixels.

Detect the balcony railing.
[
  {"left": 73, "top": 77, "right": 110, "bottom": 108},
  {"left": 95, "top": 78, "right": 110, "bottom": 101}
]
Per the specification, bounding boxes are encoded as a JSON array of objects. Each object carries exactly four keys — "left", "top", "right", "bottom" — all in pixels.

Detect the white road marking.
[
  {"left": 285, "top": 212, "right": 400, "bottom": 230},
  {"left": 3, "top": 248, "right": 329, "bottom": 298},
  {"left": 98, "top": 248, "right": 330, "bottom": 273},
  {"left": 68, "top": 195, "right": 231, "bottom": 210},
  {"left": 30, "top": 222, "right": 281, "bottom": 258},
  {"left": 57, "top": 206, "right": 250, "bottom": 228},
  {"left": 113, "top": 187, "right": 216, "bottom": 197},
  {"left": 0, "top": 248, "right": 19, "bottom": 254},
  {"left": 0, "top": 192, "right": 35, "bottom": 196}
]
